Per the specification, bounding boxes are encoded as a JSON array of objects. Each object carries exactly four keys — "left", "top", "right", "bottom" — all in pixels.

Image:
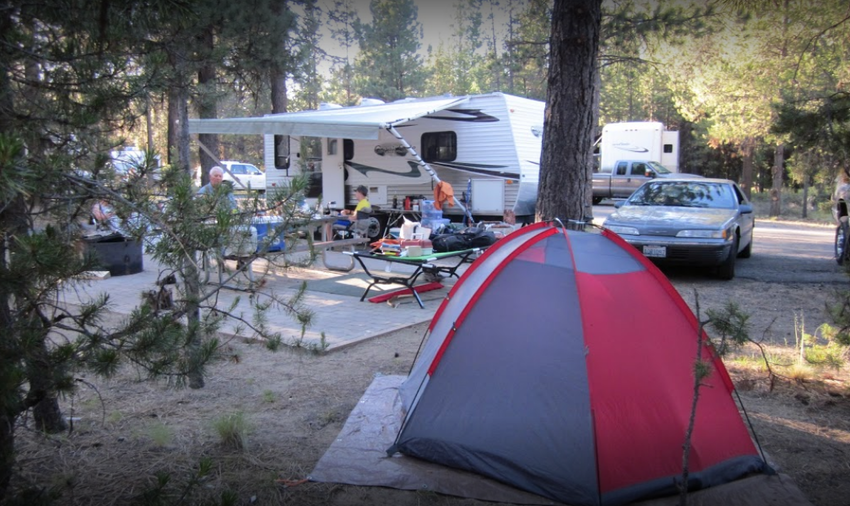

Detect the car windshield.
[{"left": 626, "top": 181, "right": 736, "bottom": 209}]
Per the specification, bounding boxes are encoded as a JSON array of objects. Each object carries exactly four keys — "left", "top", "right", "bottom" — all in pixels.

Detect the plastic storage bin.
[{"left": 422, "top": 217, "right": 451, "bottom": 233}]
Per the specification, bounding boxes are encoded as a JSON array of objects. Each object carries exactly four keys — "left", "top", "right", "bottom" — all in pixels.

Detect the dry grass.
[
  {"left": 211, "top": 412, "right": 251, "bottom": 450},
  {"left": 7, "top": 266, "right": 850, "bottom": 506},
  {"left": 749, "top": 190, "right": 833, "bottom": 225}
]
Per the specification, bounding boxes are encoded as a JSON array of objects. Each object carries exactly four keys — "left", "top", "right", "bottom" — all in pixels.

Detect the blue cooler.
[{"left": 252, "top": 216, "right": 285, "bottom": 252}]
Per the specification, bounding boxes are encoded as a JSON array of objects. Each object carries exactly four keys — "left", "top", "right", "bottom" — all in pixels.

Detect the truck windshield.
[{"left": 647, "top": 161, "right": 671, "bottom": 174}]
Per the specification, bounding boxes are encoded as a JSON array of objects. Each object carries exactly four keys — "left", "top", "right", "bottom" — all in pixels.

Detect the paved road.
[{"left": 591, "top": 203, "right": 846, "bottom": 285}]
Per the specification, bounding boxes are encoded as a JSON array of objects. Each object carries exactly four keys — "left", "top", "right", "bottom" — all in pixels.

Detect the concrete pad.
[{"left": 58, "top": 251, "right": 462, "bottom": 351}]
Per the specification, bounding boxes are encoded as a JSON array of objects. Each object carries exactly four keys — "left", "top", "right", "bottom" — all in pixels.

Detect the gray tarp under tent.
[{"left": 310, "top": 375, "right": 813, "bottom": 506}]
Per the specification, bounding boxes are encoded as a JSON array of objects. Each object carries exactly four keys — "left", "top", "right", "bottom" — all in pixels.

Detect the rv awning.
[{"left": 188, "top": 96, "right": 468, "bottom": 140}]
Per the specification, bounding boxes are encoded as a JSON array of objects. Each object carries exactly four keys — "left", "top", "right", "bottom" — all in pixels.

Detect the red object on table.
[
  {"left": 404, "top": 196, "right": 411, "bottom": 210},
  {"left": 400, "top": 239, "right": 432, "bottom": 249}
]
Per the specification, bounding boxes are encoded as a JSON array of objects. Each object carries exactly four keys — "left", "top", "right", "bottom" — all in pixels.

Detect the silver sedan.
[{"left": 601, "top": 178, "right": 754, "bottom": 280}]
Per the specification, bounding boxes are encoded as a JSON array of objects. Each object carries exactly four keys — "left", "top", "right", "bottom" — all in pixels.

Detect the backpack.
[{"left": 432, "top": 229, "right": 496, "bottom": 252}]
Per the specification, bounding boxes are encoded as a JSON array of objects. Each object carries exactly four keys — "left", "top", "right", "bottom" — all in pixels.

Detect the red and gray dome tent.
[{"left": 388, "top": 222, "right": 770, "bottom": 506}]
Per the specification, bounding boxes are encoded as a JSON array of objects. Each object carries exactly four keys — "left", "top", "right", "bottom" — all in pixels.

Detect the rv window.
[
  {"left": 421, "top": 131, "right": 457, "bottom": 162},
  {"left": 274, "top": 135, "right": 290, "bottom": 171},
  {"left": 663, "top": 144, "right": 673, "bottom": 154},
  {"left": 300, "top": 136, "right": 324, "bottom": 198},
  {"left": 344, "top": 139, "right": 354, "bottom": 161}
]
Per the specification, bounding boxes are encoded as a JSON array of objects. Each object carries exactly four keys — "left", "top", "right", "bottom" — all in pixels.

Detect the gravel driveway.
[{"left": 658, "top": 220, "right": 847, "bottom": 345}]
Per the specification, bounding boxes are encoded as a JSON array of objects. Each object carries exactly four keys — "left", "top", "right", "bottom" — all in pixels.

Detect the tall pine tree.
[
  {"left": 353, "top": 0, "right": 429, "bottom": 101},
  {"left": 536, "top": 0, "right": 601, "bottom": 223}
]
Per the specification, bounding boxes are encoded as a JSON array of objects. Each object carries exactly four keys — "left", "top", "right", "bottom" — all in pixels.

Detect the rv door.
[{"left": 322, "top": 138, "right": 345, "bottom": 209}]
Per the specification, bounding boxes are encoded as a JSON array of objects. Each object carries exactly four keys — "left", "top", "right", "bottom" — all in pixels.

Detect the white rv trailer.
[
  {"left": 188, "top": 92, "right": 545, "bottom": 221},
  {"left": 599, "top": 121, "right": 679, "bottom": 173}
]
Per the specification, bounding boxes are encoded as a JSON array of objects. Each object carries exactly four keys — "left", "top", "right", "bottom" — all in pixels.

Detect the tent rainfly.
[{"left": 389, "top": 222, "right": 771, "bottom": 506}]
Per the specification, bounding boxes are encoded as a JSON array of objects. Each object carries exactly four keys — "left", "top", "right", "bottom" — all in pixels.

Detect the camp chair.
[{"left": 331, "top": 206, "right": 380, "bottom": 241}]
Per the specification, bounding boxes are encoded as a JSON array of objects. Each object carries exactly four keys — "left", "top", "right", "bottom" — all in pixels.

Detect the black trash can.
[{"left": 83, "top": 233, "right": 143, "bottom": 276}]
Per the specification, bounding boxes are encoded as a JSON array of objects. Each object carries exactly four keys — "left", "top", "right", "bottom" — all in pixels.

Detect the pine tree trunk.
[
  {"left": 0, "top": 253, "right": 15, "bottom": 501},
  {"left": 33, "top": 398, "right": 66, "bottom": 433},
  {"left": 271, "top": 75, "right": 288, "bottom": 115},
  {"left": 536, "top": 0, "right": 602, "bottom": 224},
  {"left": 0, "top": 17, "right": 18, "bottom": 501},
  {"left": 802, "top": 150, "right": 812, "bottom": 219},
  {"left": 184, "top": 255, "right": 204, "bottom": 389},
  {"left": 769, "top": 143, "right": 784, "bottom": 217},
  {"left": 0, "top": 413, "right": 13, "bottom": 500},
  {"left": 167, "top": 85, "right": 180, "bottom": 167},
  {"left": 270, "top": 0, "right": 289, "bottom": 116},
  {"left": 167, "top": 50, "right": 191, "bottom": 173},
  {"left": 802, "top": 178, "right": 809, "bottom": 219},
  {"left": 197, "top": 26, "right": 219, "bottom": 187},
  {"left": 741, "top": 137, "right": 754, "bottom": 199},
  {"left": 26, "top": 329, "right": 67, "bottom": 433}
]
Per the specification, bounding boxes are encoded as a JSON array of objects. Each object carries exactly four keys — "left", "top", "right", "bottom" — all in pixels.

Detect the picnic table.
[
  {"left": 201, "top": 215, "right": 369, "bottom": 288},
  {"left": 345, "top": 248, "right": 482, "bottom": 308}
]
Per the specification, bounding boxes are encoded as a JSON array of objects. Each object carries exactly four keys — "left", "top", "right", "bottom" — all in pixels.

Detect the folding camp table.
[{"left": 346, "top": 248, "right": 482, "bottom": 308}]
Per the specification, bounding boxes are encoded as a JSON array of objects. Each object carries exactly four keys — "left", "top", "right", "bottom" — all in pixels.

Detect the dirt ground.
[{"left": 8, "top": 234, "right": 850, "bottom": 505}]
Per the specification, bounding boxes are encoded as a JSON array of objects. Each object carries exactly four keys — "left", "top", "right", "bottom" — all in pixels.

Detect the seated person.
[
  {"left": 335, "top": 185, "right": 377, "bottom": 238},
  {"left": 197, "top": 166, "right": 237, "bottom": 212},
  {"left": 92, "top": 199, "right": 126, "bottom": 235},
  {"left": 340, "top": 185, "right": 372, "bottom": 220}
]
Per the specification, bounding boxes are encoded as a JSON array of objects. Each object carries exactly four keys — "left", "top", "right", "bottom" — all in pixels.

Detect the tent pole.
[{"left": 386, "top": 126, "right": 475, "bottom": 225}]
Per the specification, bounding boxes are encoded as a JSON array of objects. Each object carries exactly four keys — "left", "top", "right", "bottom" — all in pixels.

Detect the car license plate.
[{"left": 643, "top": 245, "right": 667, "bottom": 258}]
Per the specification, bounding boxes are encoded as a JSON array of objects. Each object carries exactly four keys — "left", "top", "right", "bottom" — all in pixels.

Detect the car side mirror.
[
  {"left": 645, "top": 170, "right": 654, "bottom": 178},
  {"left": 739, "top": 204, "right": 753, "bottom": 214},
  {"left": 614, "top": 201, "right": 624, "bottom": 209}
]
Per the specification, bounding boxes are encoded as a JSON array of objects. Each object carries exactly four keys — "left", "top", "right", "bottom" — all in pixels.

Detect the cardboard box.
[{"left": 401, "top": 239, "right": 433, "bottom": 249}]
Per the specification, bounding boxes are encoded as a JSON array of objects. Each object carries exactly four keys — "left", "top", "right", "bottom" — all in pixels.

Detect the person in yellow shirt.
[
  {"left": 336, "top": 185, "right": 376, "bottom": 238},
  {"left": 341, "top": 185, "right": 372, "bottom": 220}
]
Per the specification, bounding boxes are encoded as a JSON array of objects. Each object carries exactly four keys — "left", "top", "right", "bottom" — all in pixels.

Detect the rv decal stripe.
[
  {"left": 345, "top": 161, "right": 422, "bottom": 178},
  {"left": 432, "top": 162, "right": 520, "bottom": 179},
  {"left": 426, "top": 109, "right": 499, "bottom": 122},
  {"left": 439, "top": 162, "right": 506, "bottom": 169}
]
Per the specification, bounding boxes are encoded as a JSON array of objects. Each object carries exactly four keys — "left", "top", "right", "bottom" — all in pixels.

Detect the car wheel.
[
  {"left": 716, "top": 235, "right": 738, "bottom": 280},
  {"left": 738, "top": 229, "right": 753, "bottom": 258},
  {"left": 592, "top": 197, "right": 603, "bottom": 205},
  {"left": 836, "top": 217, "right": 850, "bottom": 265}
]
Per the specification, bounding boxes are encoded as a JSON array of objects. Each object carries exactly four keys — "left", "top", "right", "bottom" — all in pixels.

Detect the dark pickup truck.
[{"left": 592, "top": 160, "right": 700, "bottom": 204}]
